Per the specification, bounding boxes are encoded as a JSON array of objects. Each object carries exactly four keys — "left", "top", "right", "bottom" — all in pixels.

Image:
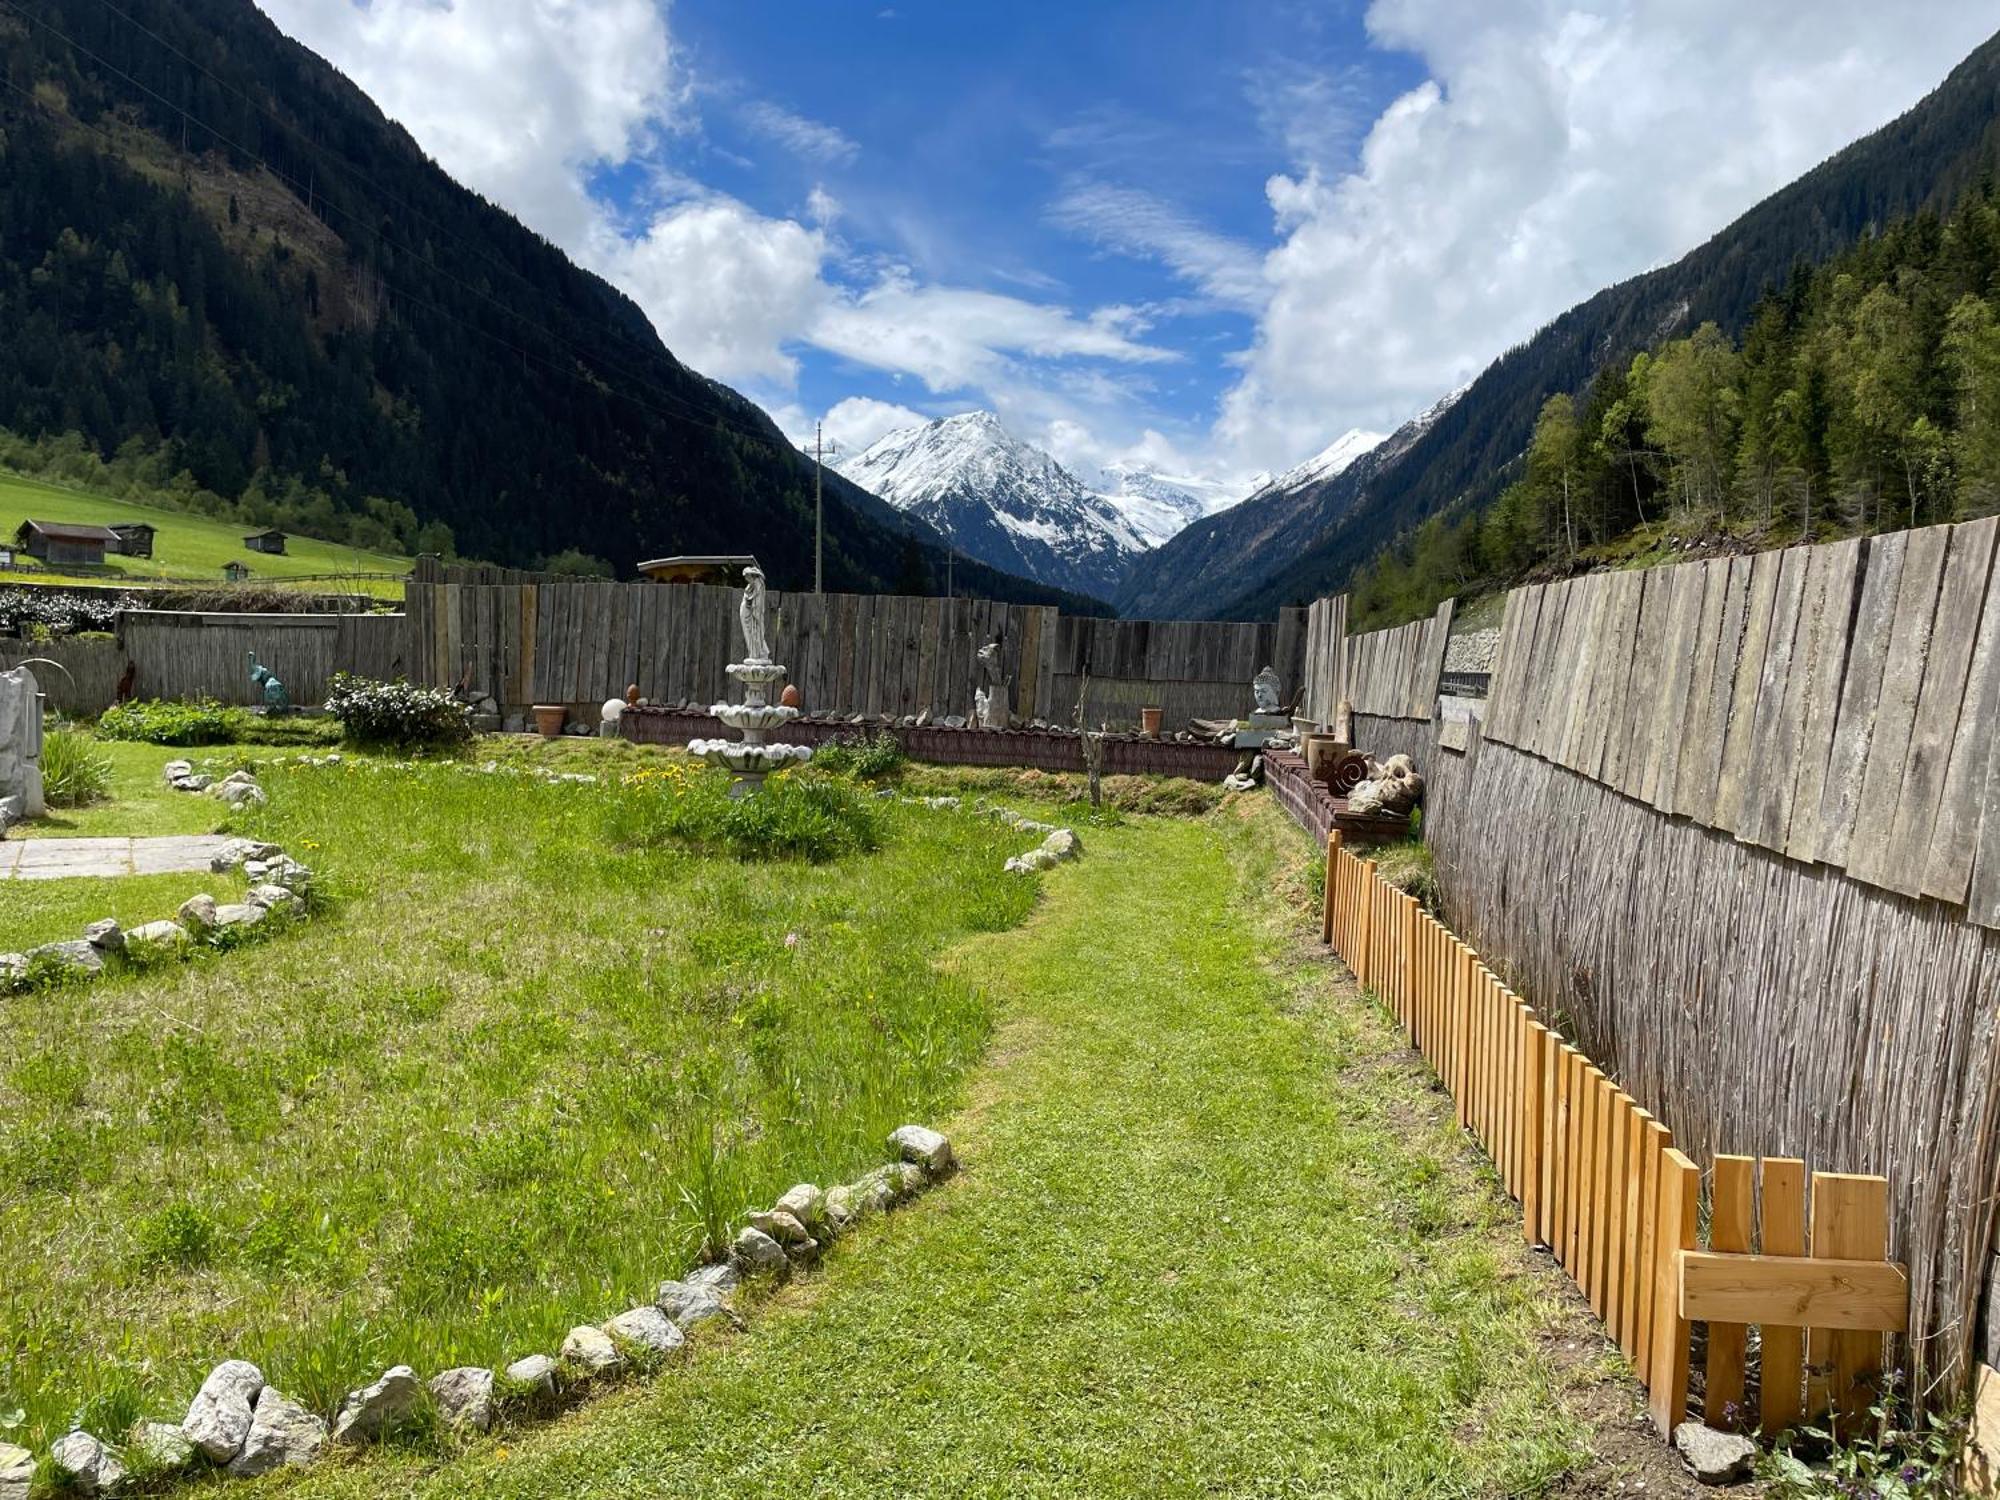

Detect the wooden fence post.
[
  {"left": 1759, "top": 1158, "right": 1808, "bottom": 1434},
  {"left": 1520, "top": 1014, "right": 1547, "bottom": 1240},
  {"left": 1810, "top": 1172, "right": 1890, "bottom": 1431},
  {"left": 1649, "top": 1148, "right": 1700, "bottom": 1435},
  {"left": 1322, "top": 831, "right": 1340, "bottom": 946},
  {"left": 1706, "top": 1155, "right": 1755, "bottom": 1426}
]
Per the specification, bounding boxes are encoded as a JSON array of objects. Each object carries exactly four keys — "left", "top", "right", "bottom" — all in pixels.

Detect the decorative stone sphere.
[
  {"left": 600, "top": 698, "right": 626, "bottom": 725},
  {"left": 625, "top": 683, "right": 640, "bottom": 705},
  {"left": 780, "top": 683, "right": 801, "bottom": 710}
]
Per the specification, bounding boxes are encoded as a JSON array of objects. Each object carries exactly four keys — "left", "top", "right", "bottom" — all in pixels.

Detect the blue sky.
[{"left": 261, "top": 0, "right": 2000, "bottom": 493}]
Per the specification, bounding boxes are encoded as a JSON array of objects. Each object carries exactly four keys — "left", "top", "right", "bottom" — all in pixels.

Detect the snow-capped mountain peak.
[
  {"left": 834, "top": 411, "right": 1147, "bottom": 600},
  {"left": 1250, "top": 427, "right": 1387, "bottom": 502}
]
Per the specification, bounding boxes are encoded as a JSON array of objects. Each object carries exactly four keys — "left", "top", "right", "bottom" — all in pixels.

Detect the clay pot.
[
  {"left": 1140, "top": 706, "right": 1163, "bottom": 737},
  {"left": 624, "top": 683, "right": 640, "bottom": 706},
  {"left": 780, "top": 683, "right": 802, "bottom": 710},
  {"left": 531, "top": 704, "right": 567, "bottom": 740},
  {"left": 1305, "top": 733, "right": 1349, "bottom": 782}
]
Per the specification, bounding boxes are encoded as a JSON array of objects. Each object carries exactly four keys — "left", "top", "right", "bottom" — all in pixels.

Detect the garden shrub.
[
  {"left": 324, "top": 673, "right": 473, "bottom": 750},
  {"left": 609, "top": 760, "right": 880, "bottom": 861},
  {"left": 810, "top": 729, "right": 907, "bottom": 781},
  {"left": 0, "top": 587, "right": 139, "bottom": 637},
  {"left": 96, "top": 697, "right": 234, "bottom": 746},
  {"left": 36, "top": 727, "right": 111, "bottom": 807}
]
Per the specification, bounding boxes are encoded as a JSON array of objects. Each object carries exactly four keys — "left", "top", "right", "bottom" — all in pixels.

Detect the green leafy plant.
[
  {"left": 135, "top": 1201, "right": 218, "bottom": 1269},
  {"left": 810, "top": 730, "right": 907, "bottom": 781},
  {"left": 1758, "top": 1378, "right": 1969, "bottom": 1498},
  {"left": 608, "top": 761, "right": 881, "bottom": 862},
  {"left": 324, "top": 673, "right": 473, "bottom": 750},
  {"left": 36, "top": 728, "right": 111, "bottom": 807},
  {"left": 95, "top": 697, "right": 234, "bottom": 746}
]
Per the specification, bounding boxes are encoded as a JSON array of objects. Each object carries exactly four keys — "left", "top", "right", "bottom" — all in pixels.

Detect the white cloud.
[
  {"left": 820, "top": 397, "right": 929, "bottom": 453},
  {"left": 590, "top": 196, "right": 828, "bottom": 384},
  {"left": 1046, "top": 180, "right": 1268, "bottom": 313},
  {"left": 740, "top": 101, "right": 860, "bottom": 165},
  {"left": 1217, "top": 0, "right": 2000, "bottom": 470},
  {"left": 255, "top": 0, "right": 679, "bottom": 251}
]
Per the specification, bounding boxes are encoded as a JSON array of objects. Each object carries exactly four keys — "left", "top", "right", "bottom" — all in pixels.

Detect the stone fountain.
[{"left": 687, "top": 564, "right": 812, "bottom": 798}]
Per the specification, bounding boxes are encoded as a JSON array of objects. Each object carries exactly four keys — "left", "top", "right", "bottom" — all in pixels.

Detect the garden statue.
[
  {"left": 247, "top": 652, "right": 290, "bottom": 711},
  {"left": 688, "top": 564, "right": 811, "bottom": 797},
  {"left": 1252, "top": 665, "right": 1282, "bottom": 716},
  {"left": 0, "top": 665, "right": 46, "bottom": 827},
  {"left": 974, "top": 640, "right": 1011, "bottom": 730},
  {"left": 739, "top": 564, "right": 771, "bottom": 663}
]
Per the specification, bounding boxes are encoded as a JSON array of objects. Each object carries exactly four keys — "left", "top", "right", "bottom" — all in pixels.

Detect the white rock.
[
  {"left": 173, "top": 774, "right": 213, "bottom": 792},
  {"left": 128, "top": 1422, "right": 193, "bottom": 1473},
  {"left": 502, "top": 1354, "right": 556, "bottom": 1395},
  {"left": 215, "top": 781, "right": 267, "bottom": 809},
  {"left": 729, "top": 1225, "right": 790, "bottom": 1278},
  {"left": 212, "top": 902, "right": 267, "bottom": 931},
  {"left": 685, "top": 1262, "right": 739, "bottom": 1297},
  {"left": 0, "top": 1444, "right": 31, "bottom": 1500},
  {"left": 1672, "top": 1422, "right": 1756, "bottom": 1485},
  {"left": 226, "top": 1388, "right": 325, "bottom": 1477},
  {"left": 182, "top": 1358, "right": 265, "bottom": 1461},
  {"left": 746, "top": 1209, "right": 813, "bottom": 1246},
  {"left": 162, "top": 759, "right": 193, "bottom": 782},
  {"left": 850, "top": 1169, "right": 899, "bottom": 1215},
  {"left": 0, "top": 953, "right": 25, "bottom": 989},
  {"left": 83, "top": 918, "right": 124, "bottom": 952},
  {"left": 51, "top": 1431, "right": 124, "bottom": 1495},
  {"left": 654, "top": 1280, "right": 728, "bottom": 1329},
  {"left": 177, "top": 894, "right": 218, "bottom": 931},
  {"left": 774, "top": 1183, "right": 828, "bottom": 1234},
  {"left": 331, "top": 1365, "right": 421, "bottom": 1445},
  {"left": 823, "top": 1183, "right": 862, "bottom": 1231},
  {"left": 604, "top": 1305, "right": 685, "bottom": 1356},
  {"left": 1040, "top": 828, "right": 1081, "bottom": 860},
  {"left": 559, "top": 1324, "right": 623, "bottom": 1375},
  {"left": 889, "top": 1125, "right": 956, "bottom": 1175},
  {"left": 208, "top": 838, "right": 279, "bottom": 873},
  {"left": 123, "top": 920, "right": 190, "bottom": 958},
  {"left": 26, "top": 939, "right": 103, "bottom": 979},
  {"left": 428, "top": 1368, "right": 495, "bottom": 1432},
  {"left": 246, "top": 883, "right": 300, "bottom": 911}
]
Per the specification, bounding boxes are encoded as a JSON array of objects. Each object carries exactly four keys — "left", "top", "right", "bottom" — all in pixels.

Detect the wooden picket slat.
[
  {"left": 1649, "top": 1149, "right": 1700, "bottom": 1435},
  {"left": 1705, "top": 1155, "right": 1756, "bottom": 1427},
  {"left": 1759, "top": 1158, "right": 1809, "bottom": 1434},
  {"left": 1810, "top": 1173, "right": 1891, "bottom": 1429}
]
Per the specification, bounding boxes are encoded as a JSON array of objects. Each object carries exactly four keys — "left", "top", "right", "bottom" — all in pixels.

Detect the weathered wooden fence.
[
  {"left": 1294, "top": 595, "right": 1454, "bottom": 725},
  {"left": 1483, "top": 519, "right": 2000, "bottom": 927},
  {"left": 0, "top": 638, "right": 125, "bottom": 715},
  {"left": 1325, "top": 840, "right": 1905, "bottom": 1436},
  {"left": 122, "top": 611, "right": 408, "bottom": 705},
  {"left": 403, "top": 573, "right": 1306, "bottom": 730}
]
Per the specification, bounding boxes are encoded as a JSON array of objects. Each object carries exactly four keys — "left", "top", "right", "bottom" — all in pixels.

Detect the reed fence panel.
[
  {"left": 0, "top": 638, "right": 125, "bottom": 715},
  {"left": 121, "top": 611, "right": 408, "bottom": 706}
]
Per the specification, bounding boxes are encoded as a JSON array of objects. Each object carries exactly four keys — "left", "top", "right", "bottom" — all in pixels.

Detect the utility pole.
[{"left": 811, "top": 423, "right": 837, "bottom": 594}]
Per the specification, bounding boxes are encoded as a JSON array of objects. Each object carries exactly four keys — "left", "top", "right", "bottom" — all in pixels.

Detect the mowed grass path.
[{"left": 292, "top": 804, "right": 1592, "bottom": 1499}]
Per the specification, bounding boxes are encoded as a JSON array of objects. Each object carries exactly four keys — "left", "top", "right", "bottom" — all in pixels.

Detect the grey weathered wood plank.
[
  {"left": 1736, "top": 546, "right": 1810, "bottom": 848},
  {"left": 1671, "top": 559, "right": 1731, "bottom": 822},
  {"left": 1818, "top": 531, "right": 1911, "bottom": 867},
  {"left": 1712, "top": 549, "right": 1783, "bottom": 833},
  {"left": 1846, "top": 524, "right": 1952, "bottom": 887},
  {"left": 1924, "top": 523, "right": 2000, "bottom": 903},
  {"left": 1782, "top": 540, "right": 1863, "bottom": 865},
  {"left": 1647, "top": 561, "right": 1710, "bottom": 813},
  {"left": 1877, "top": 518, "right": 1997, "bottom": 896},
  {"left": 1556, "top": 576, "right": 1608, "bottom": 771},
  {"left": 1586, "top": 572, "right": 1641, "bottom": 786}
]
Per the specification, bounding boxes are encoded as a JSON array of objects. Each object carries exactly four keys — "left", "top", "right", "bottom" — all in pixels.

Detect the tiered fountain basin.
[{"left": 688, "top": 659, "right": 813, "bottom": 798}]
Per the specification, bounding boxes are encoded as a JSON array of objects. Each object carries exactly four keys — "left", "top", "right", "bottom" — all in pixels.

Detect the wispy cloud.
[
  {"left": 1046, "top": 180, "right": 1267, "bottom": 314},
  {"left": 740, "top": 100, "right": 860, "bottom": 165}
]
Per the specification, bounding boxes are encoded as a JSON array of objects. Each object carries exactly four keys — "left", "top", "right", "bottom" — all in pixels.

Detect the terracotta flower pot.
[
  {"left": 1140, "top": 706, "right": 1163, "bottom": 737},
  {"left": 531, "top": 704, "right": 567, "bottom": 740},
  {"left": 780, "top": 683, "right": 801, "bottom": 709}
]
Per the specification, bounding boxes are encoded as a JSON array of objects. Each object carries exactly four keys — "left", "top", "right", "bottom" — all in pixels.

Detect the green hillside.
[{"left": 1, "top": 472, "right": 408, "bottom": 597}]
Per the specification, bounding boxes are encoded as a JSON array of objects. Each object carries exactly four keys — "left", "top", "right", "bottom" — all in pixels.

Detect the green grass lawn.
[
  {"left": 15, "top": 739, "right": 242, "bottom": 841},
  {"left": 276, "top": 798, "right": 1609, "bottom": 1500},
  {"left": 0, "top": 470, "right": 408, "bottom": 596},
  {"left": 0, "top": 743, "right": 1036, "bottom": 1460}
]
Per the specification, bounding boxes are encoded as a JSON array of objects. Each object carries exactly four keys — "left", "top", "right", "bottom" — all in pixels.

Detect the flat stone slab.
[{"left": 2, "top": 835, "right": 234, "bottom": 881}]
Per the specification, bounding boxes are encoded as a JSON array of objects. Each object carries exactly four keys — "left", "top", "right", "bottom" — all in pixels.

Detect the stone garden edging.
[
  {"left": 0, "top": 1126, "right": 958, "bottom": 1497},
  {"left": 1, "top": 760, "right": 314, "bottom": 993}
]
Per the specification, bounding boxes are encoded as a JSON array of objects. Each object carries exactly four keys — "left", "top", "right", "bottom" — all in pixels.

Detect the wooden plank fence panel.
[
  {"left": 1705, "top": 1155, "right": 1756, "bottom": 1426},
  {"left": 1925, "top": 534, "right": 2000, "bottom": 904},
  {"left": 1649, "top": 1149, "right": 1700, "bottom": 1435},
  {"left": 1713, "top": 548, "right": 1784, "bottom": 832},
  {"left": 1810, "top": 1173, "right": 1890, "bottom": 1428},
  {"left": 1818, "top": 530, "right": 1910, "bottom": 866},
  {"left": 1736, "top": 548, "right": 1809, "bottom": 850}
]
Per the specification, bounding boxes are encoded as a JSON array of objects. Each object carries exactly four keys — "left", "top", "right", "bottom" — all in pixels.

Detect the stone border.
[{"left": 2, "top": 1127, "right": 958, "bottom": 1496}]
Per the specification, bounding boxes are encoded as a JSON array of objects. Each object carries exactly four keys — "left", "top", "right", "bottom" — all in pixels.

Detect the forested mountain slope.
[
  {"left": 0, "top": 0, "right": 1088, "bottom": 605},
  {"left": 1195, "top": 26, "right": 2000, "bottom": 622}
]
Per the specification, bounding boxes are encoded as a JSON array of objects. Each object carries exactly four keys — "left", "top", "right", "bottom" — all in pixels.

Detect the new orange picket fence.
[{"left": 1322, "top": 835, "right": 1906, "bottom": 1436}]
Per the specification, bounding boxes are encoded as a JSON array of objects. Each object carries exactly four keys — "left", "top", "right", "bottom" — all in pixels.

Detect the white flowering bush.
[
  {"left": 0, "top": 587, "right": 140, "bottom": 637},
  {"left": 324, "top": 673, "right": 473, "bottom": 750}
]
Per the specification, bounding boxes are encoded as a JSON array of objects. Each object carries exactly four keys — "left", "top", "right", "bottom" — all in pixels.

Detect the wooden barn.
[
  {"left": 14, "top": 519, "right": 119, "bottom": 566},
  {"left": 244, "top": 528, "right": 288, "bottom": 556},
  {"left": 108, "top": 522, "right": 156, "bottom": 558}
]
